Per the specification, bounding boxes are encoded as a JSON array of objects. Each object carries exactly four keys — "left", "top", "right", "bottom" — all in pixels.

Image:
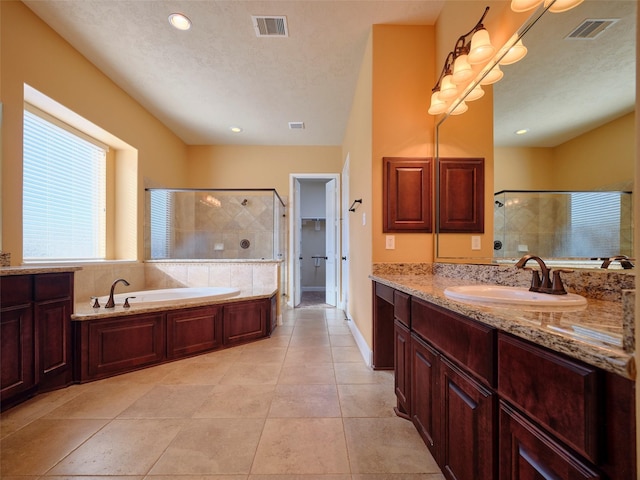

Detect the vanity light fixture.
[
  {"left": 428, "top": 7, "right": 497, "bottom": 116},
  {"left": 499, "top": 38, "right": 528, "bottom": 65},
  {"left": 168, "top": 13, "right": 192, "bottom": 31},
  {"left": 510, "top": 0, "right": 544, "bottom": 13},
  {"left": 544, "top": 0, "right": 584, "bottom": 13}
]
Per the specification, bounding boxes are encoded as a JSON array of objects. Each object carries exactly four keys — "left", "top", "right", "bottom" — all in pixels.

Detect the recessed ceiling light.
[
  {"left": 168, "top": 13, "right": 192, "bottom": 31},
  {"left": 229, "top": 126, "right": 243, "bottom": 133},
  {"left": 515, "top": 128, "right": 529, "bottom": 135}
]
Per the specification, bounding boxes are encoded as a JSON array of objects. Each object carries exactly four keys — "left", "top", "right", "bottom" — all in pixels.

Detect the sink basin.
[{"left": 444, "top": 285, "right": 587, "bottom": 308}]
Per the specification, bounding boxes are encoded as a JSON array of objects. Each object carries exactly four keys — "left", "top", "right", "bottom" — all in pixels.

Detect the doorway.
[{"left": 289, "top": 174, "right": 340, "bottom": 308}]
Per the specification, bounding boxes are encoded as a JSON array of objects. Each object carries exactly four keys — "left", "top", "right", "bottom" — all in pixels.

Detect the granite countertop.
[
  {"left": 371, "top": 273, "right": 634, "bottom": 380},
  {"left": 72, "top": 287, "right": 277, "bottom": 321},
  {"left": 1, "top": 265, "right": 83, "bottom": 276}
]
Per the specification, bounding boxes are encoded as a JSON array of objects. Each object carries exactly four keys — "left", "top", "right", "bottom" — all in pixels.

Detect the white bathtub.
[{"left": 96, "top": 287, "right": 241, "bottom": 308}]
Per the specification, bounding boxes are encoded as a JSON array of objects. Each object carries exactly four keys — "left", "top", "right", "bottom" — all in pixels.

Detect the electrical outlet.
[
  {"left": 471, "top": 236, "right": 481, "bottom": 250},
  {"left": 385, "top": 235, "right": 395, "bottom": 249}
]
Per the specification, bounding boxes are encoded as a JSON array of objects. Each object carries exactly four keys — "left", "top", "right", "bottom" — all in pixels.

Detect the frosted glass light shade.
[
  {"left": 510, "top": 0, "right": 544, "bottom": 12},
  {"left": 499, "top": 39, "right": 527, "bottom": 65},
  {"left": 450, "top": 101, "right": 468, "bottom": 116},
  {"left": 544, "top": 0, "right": 584, "bottom": 13},
  {"left": 479, "top": 64, "right": 504, "bottom": 85},
  {"left": 452, "top": 54, "right": 474, "bottom": 84},
  {"left": 468, "top": 29, "right": 495, "bottom": 65},
  {"left": 428, "top": 92, "right": 448, "bottom": 115},
  {"left": 439, "top": 74, "right": 458, "bottom": 100},
  {"left": 465, "top": 84, "right": 485, "bottom": 102}
]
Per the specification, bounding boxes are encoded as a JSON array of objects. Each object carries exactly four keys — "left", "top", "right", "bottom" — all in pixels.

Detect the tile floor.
[{"left": 1, "top": 306, "right": 445, "bottom": 480}]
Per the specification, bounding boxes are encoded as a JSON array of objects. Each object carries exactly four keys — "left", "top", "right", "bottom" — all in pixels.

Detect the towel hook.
[{"left": 348, "top": 199, "right": 362, "bottom": 212}]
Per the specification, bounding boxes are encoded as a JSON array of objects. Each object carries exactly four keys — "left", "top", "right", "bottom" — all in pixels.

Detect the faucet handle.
[
  {"left": 550, "top": 269, "right": 573, "bottom": 295},
  {"left": 123, "top": 296, "right": 136, "bottom": 308},
  {"left": 90, "top": 296, "right": 100, "bottom": 308},
  {"left": 523, "top": 267, "right": 541, "bottom": 292}
]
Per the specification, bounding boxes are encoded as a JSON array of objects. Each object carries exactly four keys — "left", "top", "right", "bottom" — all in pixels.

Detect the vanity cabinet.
[
  {"left": 372, "top": 282, "right": 395, "bottom": 369},
  {"left": 373, "top": 281, "right": 636, "bottom": 480},
  {"left": 1, "top": 272, "right": 74, "bottom": 411},
  {"left": 167, "top": 306, "right": 222, "bottom": 358},
  {"left": 223, "top": 298, "right": 269, "bottom": 346}
]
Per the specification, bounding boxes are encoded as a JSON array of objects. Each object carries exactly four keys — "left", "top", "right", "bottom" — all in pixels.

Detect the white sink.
[{"left": 444, "top": 285, "right": 587, "bottom": 308}]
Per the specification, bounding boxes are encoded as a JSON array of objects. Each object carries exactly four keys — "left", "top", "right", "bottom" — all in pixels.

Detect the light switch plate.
[
  {"left": 386, "top": 235, "right": 395, "bottom": 249},
  {"left": 471, "top": 236, "right": 481, "bottom": 250}
]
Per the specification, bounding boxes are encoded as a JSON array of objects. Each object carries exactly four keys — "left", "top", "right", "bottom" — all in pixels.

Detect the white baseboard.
[
  {"left": 346, "top": 313, "right": 372, "bottom": 367},
  {"left": 301, "top": 286, "right": 326, "bottom": 292}
]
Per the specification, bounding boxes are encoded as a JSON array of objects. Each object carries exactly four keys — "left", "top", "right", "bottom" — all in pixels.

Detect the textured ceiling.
[{"left": 22, "top": 0, "right": 636, "bottom": 148}]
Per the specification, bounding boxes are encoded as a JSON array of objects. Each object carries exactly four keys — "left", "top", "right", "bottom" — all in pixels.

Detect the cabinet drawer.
[
  {"left": 34, "top": 273, "right": 73, "bottom": 302},
  {"left": 375, "top": 282, "right": 394, "bottom": 304},
  {"left": 498, "top": 333, "right": 599, "bottom": 462},
  {"left": 411, "top": 297, "right": 495, "bottom": 386},
  {"left": 1, "top": 275, "right": 32, "bottom": 307},
  {"left": 393, "top": 290, "right": 411, "bottom": 328}
]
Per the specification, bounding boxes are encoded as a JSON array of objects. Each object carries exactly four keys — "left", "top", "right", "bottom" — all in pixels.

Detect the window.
[
  {"left": 569, "top": 192, "right": 622, "bottom": 257},
  {"left": 149, "top": 189, "right": 173, "bottom": 259},
  {"left": 23, "top": 106, "right": 107, "bottom": 261}
]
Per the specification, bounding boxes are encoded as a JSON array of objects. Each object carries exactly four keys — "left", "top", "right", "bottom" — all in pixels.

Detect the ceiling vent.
[
  {"left": 566, "top": 18, "right": 618, "bottom": 40},
  {"left": 288, "top": 122, "right": 305, "bottom": 130},
  {"left": 252, "top": 16, "right": 288, "bottom": 37}
]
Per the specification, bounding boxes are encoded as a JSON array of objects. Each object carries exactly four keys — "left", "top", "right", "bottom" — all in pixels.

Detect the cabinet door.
[
  {"left": 167, "top": 306, "right": 222, "bottom": 358},
  {"left": 372, "top": 282, "right": 394, "bottom": 370},
  {"left": 438, "top": 158, "right": 484, "bottom": 233},
  {"left": 394, "top": 319, "right": 411, "bottom": 417},
  {"left": 440, "top": 357, "right": 496, "bottom": 480},
  {"left": 500, "top": 401, "right": 601, "bottom": 480},
  {"left": 35, "top": 299, "right": 73, "bottom": 390},
  {"left": 383, "top": 157, "right": 432, "bottom": 232},
  {"left": 1, "top": 305, "right": 35, "bottom": 405},
  {"left": 411, "top": 333, "right": 439, "bottom": 455},
  {"left": 223, "top": 299, "right": 268, "bottom": 346}
]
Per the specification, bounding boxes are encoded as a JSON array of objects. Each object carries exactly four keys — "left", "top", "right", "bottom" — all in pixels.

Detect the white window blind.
[
  {"left": 570, "top": 192, "right": 621, "bottom": 257},
  {"left": 149, "top": 189, "right": 173, "bottom": 259},
  {"left": 23, "top": 108, "right": 107, "bottom": 261}
]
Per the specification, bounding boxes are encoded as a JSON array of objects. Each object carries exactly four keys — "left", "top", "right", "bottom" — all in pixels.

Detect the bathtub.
[{"left": 95, "top": 287, "right": 241, "bottom": 308}]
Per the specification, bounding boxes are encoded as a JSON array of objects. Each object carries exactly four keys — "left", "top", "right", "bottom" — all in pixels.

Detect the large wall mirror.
[{"left": 436, "top": 0, "right": 636, "bottom": 268}]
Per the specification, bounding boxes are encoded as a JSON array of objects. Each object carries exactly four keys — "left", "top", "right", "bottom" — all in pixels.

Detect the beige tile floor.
[{"left": 1, "top": 306, "right": 445, "bottom": 480}]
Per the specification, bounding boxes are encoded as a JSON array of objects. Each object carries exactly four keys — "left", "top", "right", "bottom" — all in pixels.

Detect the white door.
[
  {"left": 341, "top": 156, "right": 350, "bottom": 314},
  {"left": 325, "top": 179, "right": 338, "bottom": 306},
  {"left": 293, "top": 179, "right": 302, "bottom": 306}
]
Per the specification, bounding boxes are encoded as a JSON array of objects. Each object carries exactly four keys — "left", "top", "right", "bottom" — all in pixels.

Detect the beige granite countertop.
[
  {"left": 371, "top": 273, "right": 634, "bottom": 380},
  {"left": 72, "top": 287, "right": 277, "bottom": 321},
  {"left": 1, "top": 265, "right": 83, "bottom": 275}
]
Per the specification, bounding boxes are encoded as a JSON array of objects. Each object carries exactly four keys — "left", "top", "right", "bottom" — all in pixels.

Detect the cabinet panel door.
[
  {"left": 394, "top": 320, "right": 411, "bottom": 416},
  {"left": 411, "top": 333, "right": 439, "bottom": 456},
  {"left": 223, "top": 300, "right": 267, "bottom": 346},
  {"left": 438, "top": 158, "right": 484, "bottom": 233},
  {"left": 372, "top": 282, "right": 394, "bottom": 370},
  {"left": 383, "top": 157, "right": 432, "bottom": 232},
  {"left": 499, "top": 401, "right": 601, "bottom": 480},
  {"left": 440, "top": 357, "right": 496, "bottom": 480},
  {"left": 36, "top": 299, "right": 72, "bottom": 389},
  {"left": 1, "top": 306, "right": 35, "bottom": 403},
  {"left": 167, "top": 306, "right": 222, "bottom": 358}
]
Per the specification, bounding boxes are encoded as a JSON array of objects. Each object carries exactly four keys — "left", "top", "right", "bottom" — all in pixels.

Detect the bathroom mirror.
[{"left": 436, "top": 0, "right": 636, "bottom": 267}]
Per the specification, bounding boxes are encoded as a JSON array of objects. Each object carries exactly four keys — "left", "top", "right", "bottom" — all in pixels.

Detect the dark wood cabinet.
[
  {"left": 167, "top": 306, "right": 222, "bottom": 358},
  {"left": 223, "top": 298, "right": 268, "bottom": 346},
  {"left": 440, "top": 357, "right": 496, "bottom": 480},
  {"left": 1, "top": 272, "right": 74, "bottom": 410},
  {"left": 372, "top": 282, "right": 394, "bottom": 369},
  {"left": 438, "top": 158, "right": 484, "bottom": 233},
  {"left": 383, "top": 157, "right": 432, "bottom": 232},
  {"left": 393, "top": 319, "right": 411, "bottom": 417},
  {"left": 500, "top": 401, "right": 601, "bottom": 480},
  {"left": 411, "top": 332, "right": 439, "bottom": 453}
]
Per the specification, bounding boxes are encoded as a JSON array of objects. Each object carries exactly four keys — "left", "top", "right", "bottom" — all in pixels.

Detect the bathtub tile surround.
[
  {"left": 74, "top": 262, "right": 145, "bottom": 306},
  {"left": 0, "top": 307, "right": 445, "bottom": 479}
]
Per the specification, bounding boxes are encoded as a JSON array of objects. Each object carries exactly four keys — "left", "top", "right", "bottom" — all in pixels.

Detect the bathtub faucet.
[{"left": 105, "top": 278, "right": 130, "bottom": 308}]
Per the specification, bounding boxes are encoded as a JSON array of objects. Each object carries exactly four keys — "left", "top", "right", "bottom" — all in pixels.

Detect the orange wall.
[
  {"left": 1, "top": 1, "right": 188, "bottom": 263},
  {"left": 371, "top": 25, "right": 436, "bottom": 264}
]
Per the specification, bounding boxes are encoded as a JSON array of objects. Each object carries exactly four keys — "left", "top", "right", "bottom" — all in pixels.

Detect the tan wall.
[
  {"left": 495, "top": 112, "right": 635, "bottom": 192},
  {"left": 186, "top": 145, "right": 342, "bottom": 197},
  {"left": 342, "top": 32, "right": 373, "bottom": 346},
  {"left": 371, "top": 25, "right": 436, "bottom": 264},
  {"left": 1, "top": 1, "right": 188, "bottom": 264}
]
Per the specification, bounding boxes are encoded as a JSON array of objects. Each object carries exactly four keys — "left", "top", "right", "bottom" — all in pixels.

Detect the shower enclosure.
[
  {"left": 493, "top": 190, "right": 633, "bottom": 260},
  {"left": 145, "top": 188, "right": 286, "bottom": 261}
]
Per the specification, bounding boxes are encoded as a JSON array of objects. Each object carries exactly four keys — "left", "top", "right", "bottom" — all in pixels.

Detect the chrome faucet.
[
  {"left": 105, "top": 278, "right": 130, "bottom": 308},
  {"left": 600, "top": 255, "right": 634, "bottom": 270},
  {"left": 515, "top": 255, "right": 570, "bottom": 295}
]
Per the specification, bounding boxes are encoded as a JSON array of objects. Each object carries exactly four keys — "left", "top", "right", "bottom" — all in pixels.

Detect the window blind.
[
  {"left": 570, "top": 192, "right": 621, "bottom": 257},
  {"left": 23, "top": 109, "right": 106, "bottom": 261},
  {"left": 149, "top": 189, "right": 173, "bottom": 259}
]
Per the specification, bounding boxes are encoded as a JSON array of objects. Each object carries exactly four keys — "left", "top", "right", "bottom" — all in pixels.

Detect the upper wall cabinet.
[
  {"left": 438, "top": 158, "right": 484, "bottom": 233},
  {"left": 383, "top": 157, "right": 433, "bottom": 233}
]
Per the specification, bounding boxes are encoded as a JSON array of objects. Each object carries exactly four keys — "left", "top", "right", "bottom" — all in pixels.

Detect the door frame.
[{"left": 288, "top": 173, "right": 340, "bottom": 308}]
